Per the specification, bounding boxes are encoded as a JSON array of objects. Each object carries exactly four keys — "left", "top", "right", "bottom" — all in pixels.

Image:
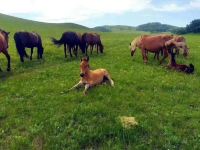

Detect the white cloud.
[
  {"left": 0, "top": 0, "right": 199, "bottom": 23},
  {"left": 0, "top": 0, "right": 151, "bottom": 22}
]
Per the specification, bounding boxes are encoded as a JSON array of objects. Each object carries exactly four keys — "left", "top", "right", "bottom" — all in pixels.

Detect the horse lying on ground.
[
  {"left": 51, "top": 32, "right": 84, "bottom": 58},
  {"left": 130, "top": 34, "right": 173, "bottom": 64},
  {"left": 82, "top": 33, "right": 104, "bottom": 55},
  {"left": 0, "top": 29, "right": 11, "bottom": 71},
  {"left": 68, "top": 56, "right": 114, "bottom": 95},
  {"left": 167, "top": 48, "right": 194, "bottom": 74},
  {"left": 14, "top": 31, "right": 44, "bottom": 62}
]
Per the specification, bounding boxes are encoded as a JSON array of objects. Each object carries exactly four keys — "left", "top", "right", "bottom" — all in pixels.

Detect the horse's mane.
[{"left": 131, "top": 36, "right": 142, "bottom": 48}]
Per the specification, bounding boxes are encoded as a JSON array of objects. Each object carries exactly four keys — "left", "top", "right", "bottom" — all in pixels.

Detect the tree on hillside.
[{"left": 186, "top": 19, "right": 200, "bottom": 33}]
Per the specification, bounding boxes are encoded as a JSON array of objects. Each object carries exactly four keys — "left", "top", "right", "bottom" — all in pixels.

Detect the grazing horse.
[
  {"left": 130, "top": 34, "right": 173, "bottom": 64},
  {"left": 68, "top": 56, "right": 114, "bottom": 95},
  {"left": 168, "top": 48, "right": 194, "bottom": 74},
  {"left": 51, "top": 32, "right": 84, "bottom": 58},
  {"left": 0, "top": 29, "right": 11, "bottom": 71},
  {"left": 82, "top": 33, "right": 104, "bottom": 55},
  {"left": 14, "top": 31, "right": 44, "bottom": 62},
  {"left": 173, "top": 35, "right": 189, "bottom": 57}
]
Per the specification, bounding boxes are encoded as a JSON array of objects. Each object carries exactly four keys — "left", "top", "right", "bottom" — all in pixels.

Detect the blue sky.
[{"left": 0, "top": 0, "right": 199, "bottom": 27}]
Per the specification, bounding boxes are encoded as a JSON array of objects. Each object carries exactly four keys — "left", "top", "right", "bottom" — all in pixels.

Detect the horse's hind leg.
[
  {"left": 64, "top": 44, "right": 67, "bottom": 58},
  {"left": 160, "top": 48, "right": 168, "bottom": 64},
  {"left": 104, "top": 73, "right": 114, "bottom": 87},
  {"left": 30, "top": 48, "right": 33, "bottom": 60},
  {"left": 2, "top": 50, "right": 11, "bottom": 71}
]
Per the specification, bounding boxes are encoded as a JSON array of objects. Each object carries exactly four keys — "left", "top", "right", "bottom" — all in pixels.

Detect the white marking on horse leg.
[
  {"left": 68, "top": 81, "right": 83, "bottom": 91},
  {"left": 83, "top": 84, "right": 90, "bottom": 95}
]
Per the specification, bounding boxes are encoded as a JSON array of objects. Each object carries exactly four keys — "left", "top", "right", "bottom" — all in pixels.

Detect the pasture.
[{"left": 0, "top": 14, "right": 200, "bottom": 149}]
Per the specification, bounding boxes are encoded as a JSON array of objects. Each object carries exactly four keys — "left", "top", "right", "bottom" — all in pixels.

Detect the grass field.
[{"left": 0, "top": 14, "right": 200, "bottom": 149}]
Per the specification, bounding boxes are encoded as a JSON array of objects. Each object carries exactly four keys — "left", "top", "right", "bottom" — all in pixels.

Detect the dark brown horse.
[
  {"left": 14, "top": 31, "right": 44, "bottom": 62},
  {"left": 82, "top": 33, "right": 104, "bottom": 55},
  {"left": 0, "top": 29, "right": 11, "bottom": 71},
  {"left": 51, "top": 32, "right": 84, "bottom": 58}
]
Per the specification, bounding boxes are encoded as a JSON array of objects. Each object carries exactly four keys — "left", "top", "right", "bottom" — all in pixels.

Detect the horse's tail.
[
  {"left": 51, "top": 35, "right": 64, "bottom": 47},
  {"left": 14, "top": 33, "right": 25, "bottom": 57}
]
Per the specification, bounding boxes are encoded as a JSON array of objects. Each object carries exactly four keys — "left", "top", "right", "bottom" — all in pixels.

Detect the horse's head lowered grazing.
[
  {"left": 80, "top": 56, "right": 90, "bottom": 77},
  {"left": 130, "top": 36, "right": 141, "bottom": 56}
]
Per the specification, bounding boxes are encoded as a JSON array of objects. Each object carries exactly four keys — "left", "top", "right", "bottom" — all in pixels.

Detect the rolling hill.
[{"left": 136, "top": 22, "right": 179, "bottom": 33}]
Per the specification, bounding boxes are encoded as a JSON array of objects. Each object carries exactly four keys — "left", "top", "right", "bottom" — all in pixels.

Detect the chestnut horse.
[
  {"left": 173, "top": 35, "right": 189, "bottom": 57},
  {"left": 82, "top": 33, "right": 104, "bottom": 55},
  {"left": 14, "top": 31, "right": 44, "bottom": 62},
  {"left": 0, "top": 29, "right": 11, "bottom": 71},
  {"left": 130, "top": 34, "right": 173, "bottom": 64},
  {"left": 51, "top": 32, "right": 84, "bottom": 58},
  {"left": 68, "top": 56, "right": 114, "bottom": 95}
]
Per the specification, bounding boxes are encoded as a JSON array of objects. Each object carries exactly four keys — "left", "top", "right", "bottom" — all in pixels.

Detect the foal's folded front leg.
[
  {"left": 67, "top": 81, "right": 83, "bottom": 92},
  {"left": 83, "top": 84, "right": 90, "bottom": 95}
]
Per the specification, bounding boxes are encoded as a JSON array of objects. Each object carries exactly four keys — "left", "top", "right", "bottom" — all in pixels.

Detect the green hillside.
[
  {"left": 136, "top": 22, "right": 179, "bottom": 33},
  {"left": 0, "top": 13, "right": 89, "bottom": 33},
  {"left": 0, "top": 14, "right": 200, "bottom": 149},
  {"left": 93, "top": 25, "right": 138, "bottom": 32}
]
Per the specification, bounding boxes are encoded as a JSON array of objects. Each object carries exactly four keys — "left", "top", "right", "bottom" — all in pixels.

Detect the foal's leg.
[
  {"left": 97, "top": 44, "right": 99, "bottom": 54},
  {"left": 2, "top": 50, "right": 11, "bottom": 71},
  {"left": 68, "top": 81, "right": 83, "bottom": 91},
  {"left": 83, "top": 84, "right": 90, "bottom": 95},
  {"left": 105, "top": 73, "right": 114, "bottom": 87},
  {"left": 30, "top": 48, "right": 33, "bottom": 60}
]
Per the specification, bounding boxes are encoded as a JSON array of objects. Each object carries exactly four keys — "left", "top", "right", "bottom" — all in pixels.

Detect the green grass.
[{"left": 0, "top": 14, "right": 200, "bottom": 149}]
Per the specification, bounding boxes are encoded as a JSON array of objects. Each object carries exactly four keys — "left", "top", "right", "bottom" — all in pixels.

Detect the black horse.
[
  {"left": 51, "top": 31, "right": 84, "bottom": 58},
  {"left": 14, "top": 31, "right": 44, "bottom": 62}
]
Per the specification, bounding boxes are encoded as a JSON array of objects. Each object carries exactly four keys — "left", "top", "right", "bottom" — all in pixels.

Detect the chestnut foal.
[{"left": 68, "top": 56, "right": 114, "bottom": 95}]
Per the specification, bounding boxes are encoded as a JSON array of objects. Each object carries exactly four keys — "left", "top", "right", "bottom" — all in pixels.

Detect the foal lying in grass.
[
  {"left": 168, "top": 49, "right": 194, "bottom": 74},
  {"left": 68, "top": 56, "right": 114, "bottom": 95}
]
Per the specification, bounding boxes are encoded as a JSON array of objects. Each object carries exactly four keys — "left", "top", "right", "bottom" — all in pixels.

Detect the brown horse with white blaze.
[
  {"left": 0, "top": 29, "right": 11, "bottom": 71},
  {"left": 68, "top": 56, "right": 114, "bottom": 95},
  {"left": 130, "top": 34, "right": 173, "bottom": 64}
]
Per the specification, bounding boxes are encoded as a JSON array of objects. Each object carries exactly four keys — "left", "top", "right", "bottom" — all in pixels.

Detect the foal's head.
[{"left": 80, "top": 56, "right": 90, "bottom": 77}]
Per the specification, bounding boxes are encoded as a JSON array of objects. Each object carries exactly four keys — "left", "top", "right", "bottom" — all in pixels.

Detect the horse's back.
[{"left": 14, "top": 31, "right": 41, "bottom": 47}]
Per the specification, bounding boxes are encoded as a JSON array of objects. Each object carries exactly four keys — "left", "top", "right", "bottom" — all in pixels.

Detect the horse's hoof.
[{"left": 7, "top": 68, "right": 11, "bottom": 72}]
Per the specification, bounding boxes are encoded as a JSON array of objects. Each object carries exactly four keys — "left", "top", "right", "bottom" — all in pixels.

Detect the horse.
[
  {"left": 51, "top": 32, "right": 84, "bottom": 58},
  {"left": 14, "top": 31, "right": 44, "bottom": 62},
  {"left": 0, "top": 29, "right": 11, "bottom": 71},
  {"left": 153, "top": 35, "right": 189, "bottom": 59},
  {"left": 167, "top": 47, "right": 194, "bottom": 74},
  {"left": 130, "top": 34, "right": 173, "bottom": 64},
  {"left": 173, "top": 35, "right": 189, "bottom": 57},
  {"left": 68, "top": 56, "right": 114, "bottom": 95},
  {"left": 82, "top": 33, "right": 104, "bottom": 55}
]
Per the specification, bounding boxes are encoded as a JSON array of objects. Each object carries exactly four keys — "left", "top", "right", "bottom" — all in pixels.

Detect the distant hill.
[
  {"left": 136, "top": 22, "right": 179, "bottom": 33},
  {"left": 93, "top": 25, "right": 136, "bottom": 32},
  {"left": 0, "top": 13, "right": 90, "bottom": 33}
]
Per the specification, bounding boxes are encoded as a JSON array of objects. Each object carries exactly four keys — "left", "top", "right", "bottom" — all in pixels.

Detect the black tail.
[{"left": 51, "top": 36, "right": 64, "bottom": 47}]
